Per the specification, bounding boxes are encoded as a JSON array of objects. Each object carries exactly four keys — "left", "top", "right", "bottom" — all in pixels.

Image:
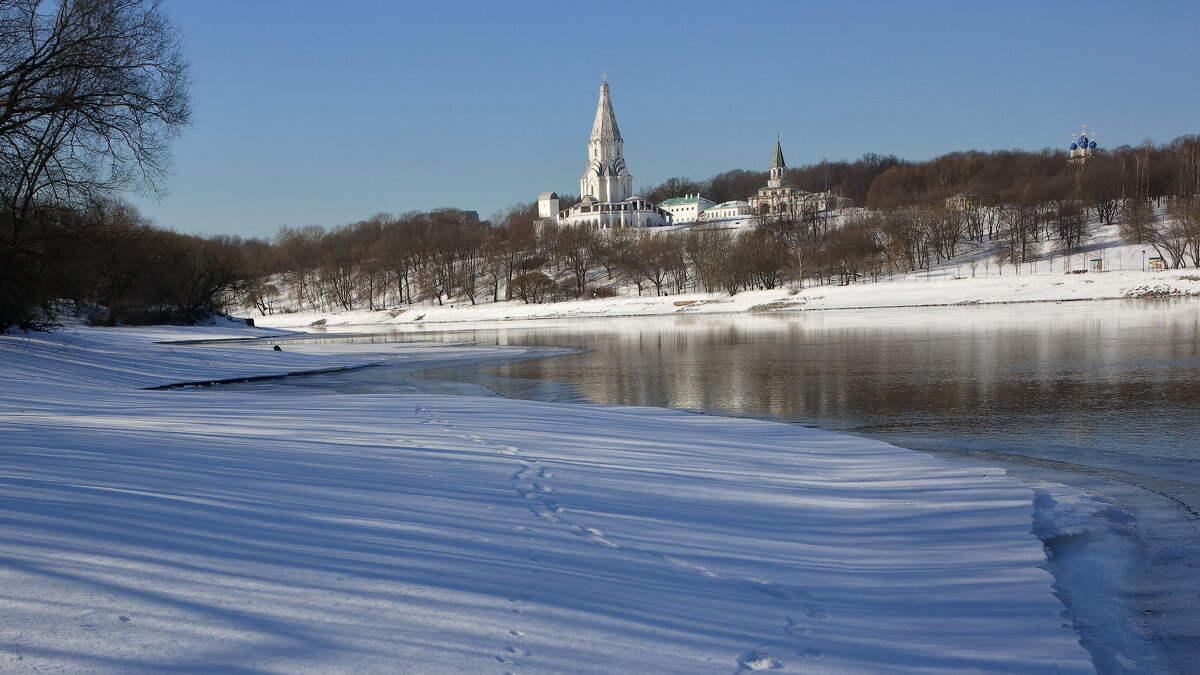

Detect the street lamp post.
[{"left": 1142, "top": 250, "right": 1146, "bottom": 272}]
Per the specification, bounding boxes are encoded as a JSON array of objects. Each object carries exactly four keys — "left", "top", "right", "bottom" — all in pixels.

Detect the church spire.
[
  {"left": 768, "top": 137, "right": 787, "bottom": 189},
  {"left": 581, "top": 75, "right": 632, "bottom": 203},
  {"left": 590, "top": 77, "right": 622, "bottom": 143}
]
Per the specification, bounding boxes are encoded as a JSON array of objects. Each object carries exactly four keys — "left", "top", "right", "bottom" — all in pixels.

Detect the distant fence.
[{"left": 880, "top": 250, "right": 1171, "bottom": 283}]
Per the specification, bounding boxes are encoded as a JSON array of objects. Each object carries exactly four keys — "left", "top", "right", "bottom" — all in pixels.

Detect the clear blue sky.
[{"left": 130, "top": 0, "right": 1200, "bottom": 238}]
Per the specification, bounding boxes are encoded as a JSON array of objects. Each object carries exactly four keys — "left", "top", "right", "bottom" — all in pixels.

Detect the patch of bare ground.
[
  {"left": 750, "top": 299, "right": 809, "bottom": 311},
  {"left": 1122, "top": 284, "right": 1200, "bottom": 298}
]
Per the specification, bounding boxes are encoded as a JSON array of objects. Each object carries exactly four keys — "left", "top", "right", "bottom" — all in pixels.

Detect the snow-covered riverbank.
[
  {"left": 250, "top": 268, "right": 1200, "bottom": 331},
  {"left": 0, "top": 326, "right": 1099, "bottom": 672}
]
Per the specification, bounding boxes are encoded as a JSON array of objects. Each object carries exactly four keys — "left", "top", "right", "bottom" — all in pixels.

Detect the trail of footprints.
[
  {"left": 415, "top": 404, "right": 829, "bottom": 672},
  {"left": 416, "top": 405, "right": 538, "bottom": 670}
]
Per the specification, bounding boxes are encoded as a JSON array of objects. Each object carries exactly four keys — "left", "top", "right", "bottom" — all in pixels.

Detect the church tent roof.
[
  {"left": 590, "top": 81, "right": 623, "bottom": 143},
  {"left": 772, "top": 139, "right": 786, "bottom": 169}
]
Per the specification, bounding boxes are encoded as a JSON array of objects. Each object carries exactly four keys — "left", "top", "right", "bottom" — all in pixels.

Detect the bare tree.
[
  {"left": 1119, "top": 200, "right": 1155, "bottom": 245},
  {"left": 1078, "top": 155, "right": 1122, "bottom": 225},
  {"left": 509, "top": 272, "right": 554, "bottom": 304},
  {"left": 738, "top": 229, "right": 791, "bottom": 289},
  {"left": 551, "top": 225, "right": 597, "bottom": 298},
  {"left": 1146, "top": 218, "right": 1190, "bottom": 268},
  {"left": 685, "top": 226, "right": 733, "bottom": 293},
  {"left": 1165, "top": 198, "right": 1200, "bottom": 267},
  {"left": 0, "top": 0, "right": 190, "bottom": 329},
  {"left": 1055, "top": 202, "right": 1089, "bottom": 256},
  {"left": 624, "top": 232, "right": 672, "bottom": 296}
]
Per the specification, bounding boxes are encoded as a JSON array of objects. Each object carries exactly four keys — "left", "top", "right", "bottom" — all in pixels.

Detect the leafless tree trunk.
[{"left": 0, "top": 0, "right": 190, "bottom": 329}]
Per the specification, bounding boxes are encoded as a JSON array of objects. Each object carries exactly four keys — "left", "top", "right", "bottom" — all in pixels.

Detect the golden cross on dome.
[{"left": 602, "top": 71, "right": 607, "bottom": 83}]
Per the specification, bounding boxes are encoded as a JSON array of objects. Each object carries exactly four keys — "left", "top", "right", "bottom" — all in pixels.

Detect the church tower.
[
  {"left": 580, "top": 75, "right": 633, "bottom": 203},
  {"left": 1068, "top": 124, "right": 1097, "bottom": 164},
  {"left": 545, "top": 74, "right": 667, "bottom": 229},
  {"left": 767, "top": 138, "right": 786, "bottom": 189}
]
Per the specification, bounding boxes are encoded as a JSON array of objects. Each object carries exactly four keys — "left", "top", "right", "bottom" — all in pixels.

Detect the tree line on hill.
[
  {"left": 248, "top": 137, "right": 1199, "bottom": 314},
  {"left": 8, "top": 137, "right": 1199, "bottom": 330}
]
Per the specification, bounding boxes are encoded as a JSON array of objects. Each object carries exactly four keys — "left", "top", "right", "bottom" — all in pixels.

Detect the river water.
[
  {"left": 391, "top": 300, "right": 1198, "bottom": 483},
  {"left": 227, "top": 298, "right": 1200, "bottom": 671}
]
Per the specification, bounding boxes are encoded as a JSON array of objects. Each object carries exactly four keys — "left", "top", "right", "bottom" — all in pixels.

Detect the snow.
[
  {"left": 0, "top": 326, "right": 1098, "bottom": 672},
  {"left": 250, "top": 268, "right": 1200, "bottom": 332}
]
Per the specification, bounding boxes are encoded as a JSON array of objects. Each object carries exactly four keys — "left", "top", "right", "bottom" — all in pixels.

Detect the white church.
[
  {"left": 538, "top": 78, "right": 847, "bottom": 231},
  {"left": 538, "top": 77, "right": 670, "bottom": 229}
]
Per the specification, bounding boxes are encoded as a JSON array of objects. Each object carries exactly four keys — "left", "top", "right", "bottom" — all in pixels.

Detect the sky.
[{"left": 129, "top": 0, "right": 1200, "bottom": 239}]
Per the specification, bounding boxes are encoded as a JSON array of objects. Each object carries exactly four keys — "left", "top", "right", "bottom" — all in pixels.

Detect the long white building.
[{"left": 657, "top": 194, "right": 715, "bottom": 225}]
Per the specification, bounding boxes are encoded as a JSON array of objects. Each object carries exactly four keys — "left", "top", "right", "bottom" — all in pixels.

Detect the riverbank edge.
[{"left": 246, "top": 268, "right": 1200, "bottom": 332}]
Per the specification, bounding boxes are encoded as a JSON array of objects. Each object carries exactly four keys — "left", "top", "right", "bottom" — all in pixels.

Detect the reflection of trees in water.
[{"left": 480, "top": 305, "right": 1200, "bottom": 459}]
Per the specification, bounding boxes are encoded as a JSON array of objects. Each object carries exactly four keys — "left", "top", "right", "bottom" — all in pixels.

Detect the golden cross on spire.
[{"left": 602, "top": 71, "right": 607, "bottom": 83}]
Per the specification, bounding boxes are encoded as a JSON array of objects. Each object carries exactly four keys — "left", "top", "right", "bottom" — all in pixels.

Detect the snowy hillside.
[
  {"left": 0, "top": 327, "right": 1097, "bottom": 672},
  {"left": 250, "top": 266, "right": 1200, "bottom": 331},
  {"left": 248, "top": 219, "right": 1200, "bottom": 330}
]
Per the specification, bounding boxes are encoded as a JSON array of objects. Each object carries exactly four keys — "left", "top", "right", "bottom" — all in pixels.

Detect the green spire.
[{"left": 772, "top": 138, "right": 786, "bottom": 169}]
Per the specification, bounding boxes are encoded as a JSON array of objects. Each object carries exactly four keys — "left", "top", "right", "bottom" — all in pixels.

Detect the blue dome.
[
  {"left": 1070, "top": 143, "right": 1078, "bottom": 150},
  {"left": 1079, "top": 135, "right": 1088, "bottom": 145},
  {"left": 1089, "top": 140, "right": 1097, "bottom": 149}
]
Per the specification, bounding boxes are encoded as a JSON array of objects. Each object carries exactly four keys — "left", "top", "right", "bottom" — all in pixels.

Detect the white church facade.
[{"left": 538, "top": 78, "right": 670, "bottom": 229}]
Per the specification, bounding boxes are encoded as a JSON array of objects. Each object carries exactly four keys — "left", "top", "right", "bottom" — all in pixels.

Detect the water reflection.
[{"left": 409, "top": 301, "right": 1199, "bottom": 482}]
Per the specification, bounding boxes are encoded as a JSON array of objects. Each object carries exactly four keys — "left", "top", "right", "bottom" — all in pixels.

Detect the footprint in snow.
[
  {"left": 803, "top": 605, "right": 831, "bottom": 621},
  {"left": 568, "top": 524, "right": 615, "bottom": 546},
  {"left": 782, "top": 616, "right": 811, "bottom": 636},
  {"left": 735, "top": 648, "right": 783, "bottom": 671}
]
